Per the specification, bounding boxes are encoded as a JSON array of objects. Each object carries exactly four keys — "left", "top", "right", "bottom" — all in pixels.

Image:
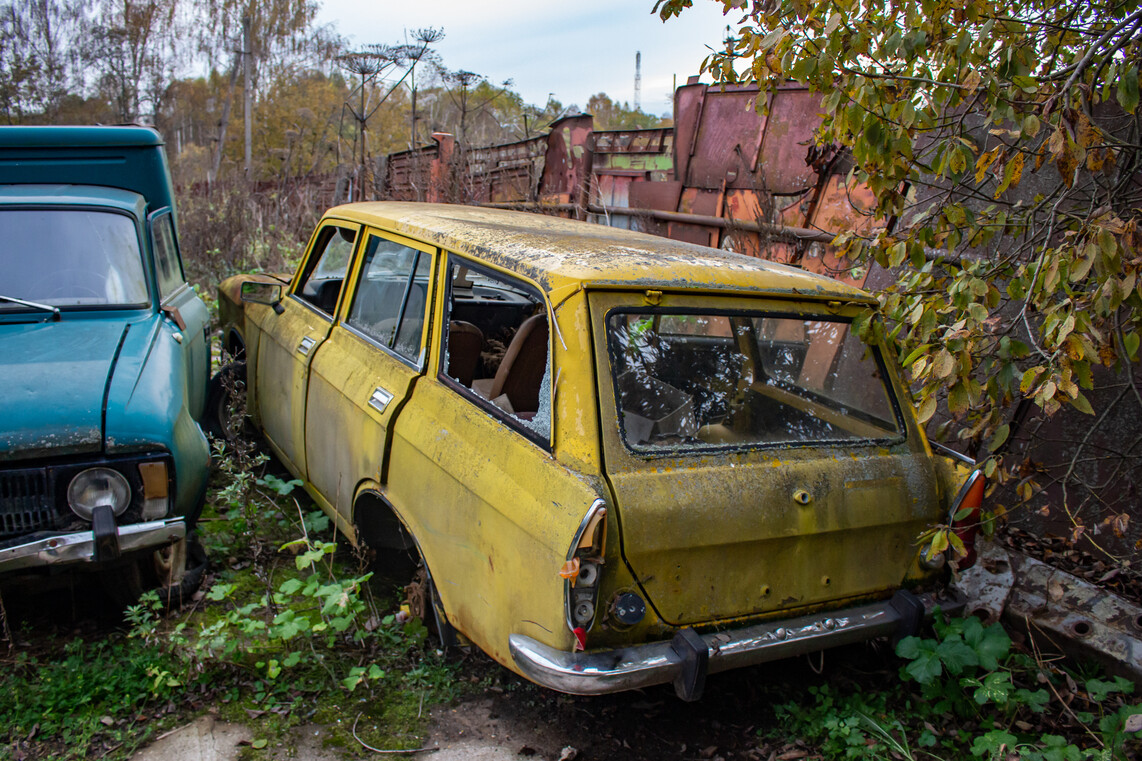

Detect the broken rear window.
[{"left": 605, "top": 311, "right": 903, "bottom": 452}]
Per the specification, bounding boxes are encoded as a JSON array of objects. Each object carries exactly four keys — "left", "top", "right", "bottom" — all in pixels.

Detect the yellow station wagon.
[{"left": 216, "top": 202, "right": 976, "bottom": 700}]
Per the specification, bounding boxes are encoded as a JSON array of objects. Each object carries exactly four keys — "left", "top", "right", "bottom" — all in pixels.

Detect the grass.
[{"left": 0, "top": 441, "right": 462, "bottom": 761}]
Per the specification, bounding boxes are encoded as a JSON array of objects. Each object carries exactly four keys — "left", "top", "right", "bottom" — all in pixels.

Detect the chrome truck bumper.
[
  {"left": 0, "top": 518, "right": 186, "bottom": 574},
  {"left": 509, "top": 589, "right": 965, "bottom": 701}
]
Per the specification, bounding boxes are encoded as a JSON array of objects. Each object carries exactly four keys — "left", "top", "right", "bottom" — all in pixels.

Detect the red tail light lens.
[{"left": 949, "top": 470, "right": 985, "bottom": 569}]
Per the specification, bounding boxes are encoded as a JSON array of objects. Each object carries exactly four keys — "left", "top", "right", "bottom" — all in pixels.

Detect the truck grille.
[{"left": 0, "top": 468, "right": 56, "bottom": 539}]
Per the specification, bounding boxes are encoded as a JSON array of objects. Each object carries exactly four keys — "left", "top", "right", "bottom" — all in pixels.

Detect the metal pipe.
[{"left": 476, "top": 201, "right": 837, "bottom": 244}]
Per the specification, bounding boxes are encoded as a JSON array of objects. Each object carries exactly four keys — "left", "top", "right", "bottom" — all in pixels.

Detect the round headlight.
[{"left": 67, "top": 467, "right": 131, "bottom": 519}]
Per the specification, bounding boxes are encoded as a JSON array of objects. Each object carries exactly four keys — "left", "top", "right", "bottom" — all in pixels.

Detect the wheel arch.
[
  {"left": 352, "top": 485, "right": 416, "bottom": 553},
  {"left": 222, "top": 326, "right": 246, "bottom": 362}
]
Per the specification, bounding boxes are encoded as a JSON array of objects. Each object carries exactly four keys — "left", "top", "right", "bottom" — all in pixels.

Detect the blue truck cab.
[{"left": 0, "top": 126, "right": 210, "bottom": 600}]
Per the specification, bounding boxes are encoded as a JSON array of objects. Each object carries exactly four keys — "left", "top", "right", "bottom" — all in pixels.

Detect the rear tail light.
[
  {"left": 948, "top": 470, "right": 986, "bottom": 569},
  {"left": 562, "top": 499, "right": 607, "bottom": 650}
]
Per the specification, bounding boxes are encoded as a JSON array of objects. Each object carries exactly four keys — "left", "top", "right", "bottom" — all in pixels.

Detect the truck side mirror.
[{"left": 241, "top": 281, "right": 284, "bottom": 314}]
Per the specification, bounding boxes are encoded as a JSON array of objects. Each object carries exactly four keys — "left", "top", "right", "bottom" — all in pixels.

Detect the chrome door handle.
[
  {"left": 368, "top": 387, "right": 394, "bottom": 414},
  {"left": 297, "top": 336, "right": 316, "bottom": 356}
]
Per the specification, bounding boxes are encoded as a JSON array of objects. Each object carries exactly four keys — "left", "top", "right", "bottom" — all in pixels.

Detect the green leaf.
[
  {"left": 1119, "top": 65, "right": 1140, "bottom": 114},
  {"left": 895, "top": 635, "right": 923, "bottom": 659},
  {"left": 904, "top": 650, "right": 943, "bottom": 684},
  {"left": 972, "top": 730, "right": 1018, "bottom": 758},
  {"left": 917, "top": 395, "right": 937, "bottom": 423},
  {"left": 1022, "top": 113, "right": 1041, "bottom": 137},
  {"left": 252, "top": 739, "right": 268, "bottom": 749},
  {"left": 902, "top": 344, "right": 931, "bottom": 367},
  {"left": 1086, "top": 676, "right": 1135, "bottom": 702},
  {"left": 935, "top": 636, "right": 979, "bottom": 675},
  {"left": 986, "top": 423, "right": 1009, "bottom": 452},
  {"left": 948, "top": 383, "right": 969, "bottom": 416},
  {"left": 1070, "top": 392, "right": 1095, "bottom": 415},
  {"left": 1124, "top": 331, "right": 1140, "bottom": 360},
  {"left": 972, "top": 671, "right": 1012, "bottom": 704}
]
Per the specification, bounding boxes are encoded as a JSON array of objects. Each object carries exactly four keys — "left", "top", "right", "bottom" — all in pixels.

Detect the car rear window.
[
  {"left": 0, "top": 208, "right": 148, "bottom": 308},
  {"left": 605, "top": 310, "right": 903, "bottom": 452}
]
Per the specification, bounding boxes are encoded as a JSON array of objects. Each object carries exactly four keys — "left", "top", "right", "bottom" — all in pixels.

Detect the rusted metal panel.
[
  {"left": 681, "top": 85, "right": 767, "bottom": 190},
  {"left": 539, "top": 114, "right": 594, "bottom": 217},
  {"left": 808, "top": 175, "right": 880, "bottom": 236},
  {"left": 628, "top": 180, "right": 682, "bottom": 212},
  {"left": 673, "top": 187, "right": 721, "bottom": 247},
  {"left": 593, "top": 128, "right": 671, "bottom": 155},
  {"left": 759, "top": 88, "right": 826, "bottom": 195},
  {"left": 672, "top": 80, "right": 705, "bottom": 189}
]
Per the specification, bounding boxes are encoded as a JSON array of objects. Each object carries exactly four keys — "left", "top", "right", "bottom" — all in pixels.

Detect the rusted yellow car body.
[{"left": 217, "top": 202, "right": 969, "bottom": 699}]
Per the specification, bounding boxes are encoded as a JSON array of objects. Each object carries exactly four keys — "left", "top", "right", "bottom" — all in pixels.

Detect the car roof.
[
  {"left": 0, "top": 125, "right": 163, "bottom": 148},
  {"left": 325, "top": 202, "right": 876, "bottom": 304},
  {"left": 0, "top": 184, "right": 147, "bottom": 217}
]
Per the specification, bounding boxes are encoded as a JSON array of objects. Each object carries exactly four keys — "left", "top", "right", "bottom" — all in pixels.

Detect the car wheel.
[
  {"left": 406, "top": 564, "right": 458, "bottom": 649},
  {"left": 205, "top": 361, "right": 248, "bottom": 443},
  {"left": 154, "top": 535, "right": 209, "bottom": 609},
  {"left": 99, "top": 535, "right": 208, "bottom": 610}
]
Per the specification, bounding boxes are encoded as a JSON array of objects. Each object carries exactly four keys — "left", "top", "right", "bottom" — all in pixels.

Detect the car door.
[
  {"left": 252, "top": 222, "right": 360, "bottom": 476},
  {"left": 303, "top": 228, "right": 435, "bottom": 530},
  {"left": 150, "top": 210, "right": 210, "bottom": 419}
]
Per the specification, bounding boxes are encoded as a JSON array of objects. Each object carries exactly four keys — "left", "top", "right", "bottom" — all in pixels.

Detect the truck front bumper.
[
  {"left": 509, "top": 589, "right": 965, "bottom": 700},
  {"left": 0, "top": 518, "right": 186, "bottom": 574}
]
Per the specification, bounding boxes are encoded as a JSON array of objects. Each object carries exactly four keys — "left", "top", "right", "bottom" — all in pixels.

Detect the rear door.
[
  {"left": 589, "top": 290, "right": 942, "bottom": 626},
  {"left": 303, "top": 229, "right": 434, "bottom": 528},
  {"left": 252, "top": 222, "right": 360, "bottom": 476}
]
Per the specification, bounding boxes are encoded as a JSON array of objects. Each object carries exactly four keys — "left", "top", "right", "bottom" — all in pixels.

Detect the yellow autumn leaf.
[
  {"left": 994, "top": 151, "right": 1024, "bottom": 198},
  {"left": 974, "top": 147, "right": 999, "bottom": 184}
]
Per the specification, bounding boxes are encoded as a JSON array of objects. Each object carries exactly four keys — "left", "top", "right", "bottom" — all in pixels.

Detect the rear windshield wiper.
[{"left": 0, "top": 294, "right": 61, "bottom": 321}]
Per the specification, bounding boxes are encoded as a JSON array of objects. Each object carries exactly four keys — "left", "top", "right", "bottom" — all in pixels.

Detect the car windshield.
[
  {"left": 0, "top": 209, "right": 149, "bottom": 308},
  {"left": 606, "top": 310, "right": 903, "bottom": 452}
]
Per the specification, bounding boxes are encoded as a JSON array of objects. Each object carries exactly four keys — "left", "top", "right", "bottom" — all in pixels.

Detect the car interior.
[{"left": 440, "top": 261, "right": 550, "bottom": 427}]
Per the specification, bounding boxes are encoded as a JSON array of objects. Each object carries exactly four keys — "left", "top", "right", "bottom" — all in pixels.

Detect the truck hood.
[{"left": 0, "top": 318, "right": 131, "bottom": 459}]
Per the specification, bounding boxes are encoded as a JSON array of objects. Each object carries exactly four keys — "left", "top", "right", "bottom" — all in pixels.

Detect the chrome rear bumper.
[
  {"left": 509, "top": 590, "right": 964, "bottom": 699},
  {"left": 0, "top": 518, "right": 186, "bottom": 574}
]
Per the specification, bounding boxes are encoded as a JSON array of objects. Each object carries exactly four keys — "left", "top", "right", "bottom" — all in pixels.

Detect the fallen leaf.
[
  {"left": 244, "top": 709, "right": 266, "bottom": 719},
  {"left": 100, "top": 716, "right": 115, "bottom": 727},
  {"left": 1048, "top": 580, "right": 1065, "bottom": 602},
  {"left": 701, "top": 746, "right": 719, "bottom": 758},
  {"left": 777, "top": 752, "right": 808, "bottom": 761},
  {"left": 559, "top": 747, "right": 579, "bottom": 761},
  {"left": 1125, "top": 714, "right": 1142, "bottom": 733}
]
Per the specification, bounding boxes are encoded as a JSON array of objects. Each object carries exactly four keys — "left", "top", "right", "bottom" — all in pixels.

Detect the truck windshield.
[
  {"left": 0, "top": 209, "right": 148, "bottom": 308},
  {"left": 606, "top": 310, "right": 903, "bottom": 452}
]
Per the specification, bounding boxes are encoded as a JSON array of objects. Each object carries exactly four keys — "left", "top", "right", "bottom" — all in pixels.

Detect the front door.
[
  {"left": 253, "top": 222, "right": 360, "bottom": 476},
  {"left": 303, "top": 229, "right": 435, "bottom": 529}
]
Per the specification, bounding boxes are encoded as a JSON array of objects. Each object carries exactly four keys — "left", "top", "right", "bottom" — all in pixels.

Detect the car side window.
[
  {"left": 295, "top": 225, "right": 358, "bottom": 315},
  {"left": 440, "top": 257, "right": 550, "bottom": 442},
  {"left": 346, "top": 234, "right": 431, "bottom": 363},
  {"left": 150, "top": 212, "right": 185, "bottom": 300}
]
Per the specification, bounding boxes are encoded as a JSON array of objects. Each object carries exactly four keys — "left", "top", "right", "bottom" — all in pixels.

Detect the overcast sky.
[{"left": 314, "top": 0, "right": 735, "bottom": 117}]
